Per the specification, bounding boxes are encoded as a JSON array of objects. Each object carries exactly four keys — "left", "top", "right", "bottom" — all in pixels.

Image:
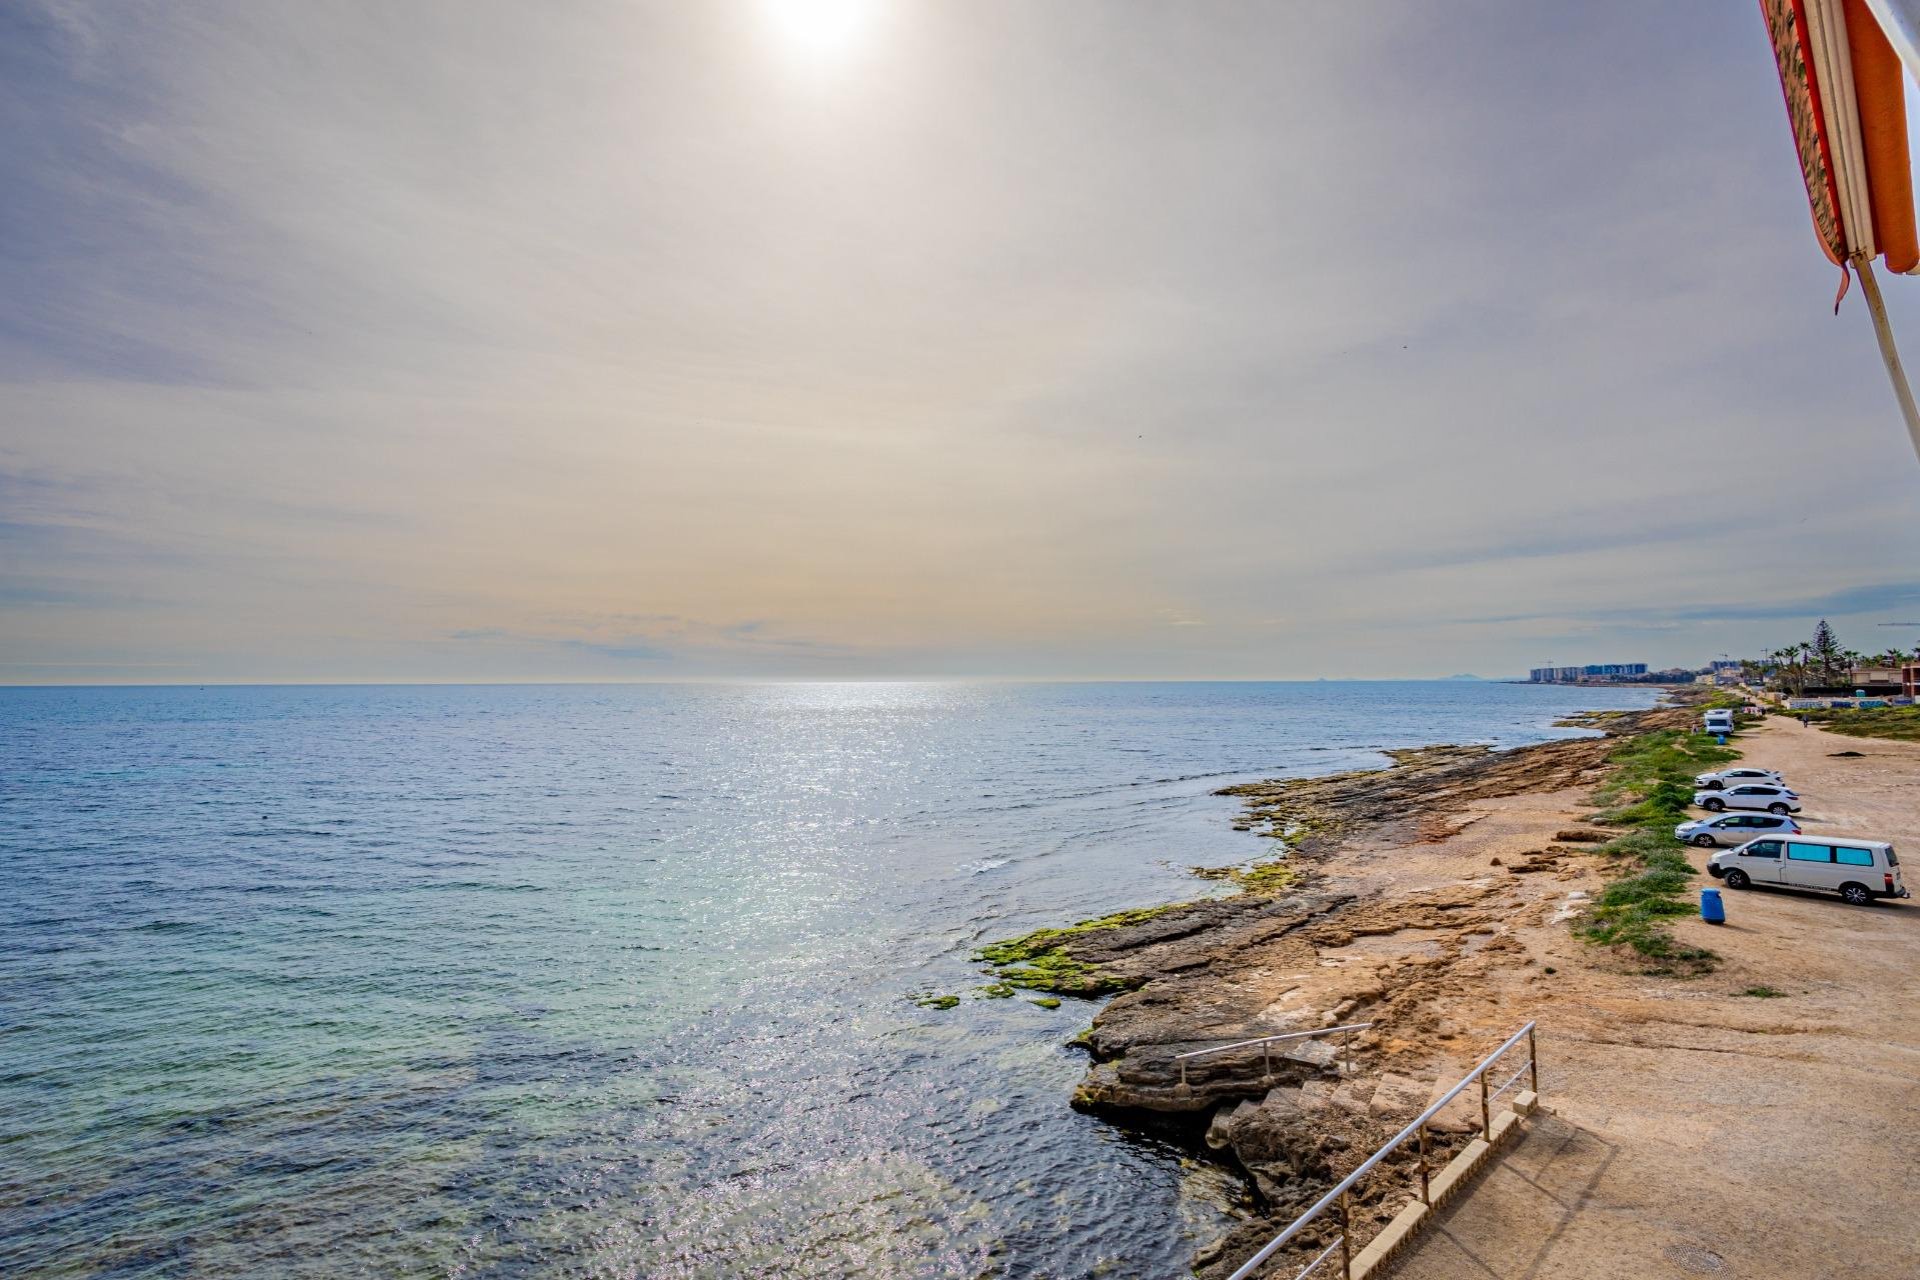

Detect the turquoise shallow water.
[{"left": 0, "top": 680, "right": 1658, "bottom": 1278}]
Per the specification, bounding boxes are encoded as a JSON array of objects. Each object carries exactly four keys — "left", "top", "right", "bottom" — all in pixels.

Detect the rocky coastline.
[{"left": 978, "top": 696, "right": 1706, "bottom": 1276}]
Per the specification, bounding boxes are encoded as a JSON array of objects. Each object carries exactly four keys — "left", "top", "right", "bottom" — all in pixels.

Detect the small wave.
[{"left": 955, "top": 858, "right": 1010, "bottom": 875}]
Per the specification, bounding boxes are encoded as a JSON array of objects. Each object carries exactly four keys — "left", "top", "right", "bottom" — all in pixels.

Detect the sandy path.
[{"left": 1384, "top": 715, "right": 1920, "bottom": 1280}]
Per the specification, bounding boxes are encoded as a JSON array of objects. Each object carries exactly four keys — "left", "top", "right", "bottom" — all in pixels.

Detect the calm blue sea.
[{"left": 0, "top": 680, "right": 1658, "bottom": 1279}]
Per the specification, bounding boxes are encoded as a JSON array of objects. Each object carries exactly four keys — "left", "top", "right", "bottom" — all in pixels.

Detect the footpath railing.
[
  {"left": 1224, "top": 1021, "right": 1540, "bottom": 1280},
  {"left": 1172, "top": 1022, "right": 1373, "bottom": 1091}
]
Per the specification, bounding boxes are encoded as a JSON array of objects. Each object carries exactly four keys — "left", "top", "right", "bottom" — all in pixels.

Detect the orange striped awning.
[{"left": 1761, "top": 0, "right": 1918, "bottom": 274}]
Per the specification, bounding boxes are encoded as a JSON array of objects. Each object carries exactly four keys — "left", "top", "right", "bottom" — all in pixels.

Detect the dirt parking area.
[{"left": 1388, "top": 715, "right": 1920, "bottom": 1280}]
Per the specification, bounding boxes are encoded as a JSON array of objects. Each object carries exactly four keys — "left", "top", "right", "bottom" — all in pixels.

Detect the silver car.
[{"left": 1674, "top": 812, "right": 1800, "bottom": 847}]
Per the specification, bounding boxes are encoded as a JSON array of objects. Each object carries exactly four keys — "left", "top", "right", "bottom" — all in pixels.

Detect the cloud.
[{"left": 3, "top": 1, "right": 1920, "bottom": 681}]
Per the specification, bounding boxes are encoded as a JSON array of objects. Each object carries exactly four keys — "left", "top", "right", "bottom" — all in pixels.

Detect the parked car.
[
  {"left": 1693, "top": 767, "right": 1785, "bottom": 791},
  {"left": 1694, "top": 783, "right": 1800, "bottom": 815},
  {"left": 1706, "top": 837, "right": 1908, "bottom": 904},
  {"left": 1674, "top": 812, "right": 1801, "bottom": 847}
]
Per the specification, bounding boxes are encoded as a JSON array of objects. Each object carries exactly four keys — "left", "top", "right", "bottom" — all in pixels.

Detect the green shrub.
[{"left": 1577, "top": 725, "right": 1730, "bottom": 970}]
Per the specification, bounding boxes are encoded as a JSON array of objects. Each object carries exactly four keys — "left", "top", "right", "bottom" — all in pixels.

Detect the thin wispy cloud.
[{"left": 3, "top": 1, "right": 1919, "bottom": 681}]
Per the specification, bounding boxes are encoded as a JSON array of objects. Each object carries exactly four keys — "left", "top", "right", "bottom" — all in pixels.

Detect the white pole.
[
  {"left": 1852, "top": 251, "right": 1920, "bottom": 466},
  {"left": 1862, "top": 0, "right": 1920, "bottom": 86}
]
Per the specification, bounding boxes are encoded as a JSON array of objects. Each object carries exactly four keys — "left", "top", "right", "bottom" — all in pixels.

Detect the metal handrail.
[
  {"left": 1224, "top": 1020, "right": 1539, "bottom": 1280},
  {"left": 1173, "top": 1022, "right": 1374, "bottom": 1089},
  {"left": 1291, "top": 1238, "right": 1341, "bottom": 1280}
]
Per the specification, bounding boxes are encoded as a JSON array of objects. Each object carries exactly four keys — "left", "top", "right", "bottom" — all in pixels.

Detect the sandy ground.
[{"left": 1380, "top": 715, "right": 1920, "bottom": 1280}]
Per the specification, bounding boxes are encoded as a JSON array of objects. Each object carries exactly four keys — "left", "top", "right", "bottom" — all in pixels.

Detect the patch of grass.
[
  {"left": 1739, "top": 985, "right": 1788, "bottom": 998},
  {"left": 1589, "top": 730, "right": 1739, "bottom": 811},
  {"left": 1576, "top": 727, "right": 1733, "bottom": 970},
  {"left": 1796, "top": 705, "right": 1920, "bottom": 742},
  {"left": 1590, "top": 779, "right": 1696, "bottom": 828}
]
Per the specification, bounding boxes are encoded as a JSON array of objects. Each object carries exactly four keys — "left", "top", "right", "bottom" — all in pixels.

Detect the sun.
[{"left": 759, "top": 0, "right": 881, "bottom": 67}]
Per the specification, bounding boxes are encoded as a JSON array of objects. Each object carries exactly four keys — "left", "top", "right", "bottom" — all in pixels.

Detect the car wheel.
[
  {"left": 1691, "top": 834, "right": 1716, "bottom": 847},
  {"left": 1724, "top": 869, "right": 1750, "bottom": 889},
  {"left": 1768, "top": 803, "right": 1789, "bottom": 815},
  {"left": 1704, "top": 798, "right": 1725, "bottom": 812},
  {"left": 1841, "top": 883, "right": 1873, "bottom": 906},
  {"left": 1704, "top": 780, "right": 1724, "bottom": 791}
]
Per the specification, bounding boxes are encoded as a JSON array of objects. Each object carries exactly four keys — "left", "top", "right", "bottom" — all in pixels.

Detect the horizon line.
[{"left": 0, "top": 674, "right": 1625, "bottom": 690}]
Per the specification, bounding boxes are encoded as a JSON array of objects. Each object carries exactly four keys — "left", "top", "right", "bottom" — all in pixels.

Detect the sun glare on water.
[{"left": 759, "top": 0, "right": 881, "bottom": 67}]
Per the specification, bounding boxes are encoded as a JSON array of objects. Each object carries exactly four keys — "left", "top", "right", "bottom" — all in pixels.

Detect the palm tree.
[
  {"left": 1770, "top": 644, "right": 1811, "bottom": 697},
  {"left": 1840, "top": 648, "right": 1868, "bottom": 686}
]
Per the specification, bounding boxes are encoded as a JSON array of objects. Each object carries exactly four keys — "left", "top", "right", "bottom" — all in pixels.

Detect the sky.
[{"left": 5, "top": 0, "right": 1920, "bottom": 684}]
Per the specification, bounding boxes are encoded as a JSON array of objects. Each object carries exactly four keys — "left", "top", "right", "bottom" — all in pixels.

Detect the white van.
[
  {"left": 1703, "top": 709, "right": 1735, "bottom": 735},
  {"left": 1706, "top": 837, "right": 1909, "bottom": 905}
]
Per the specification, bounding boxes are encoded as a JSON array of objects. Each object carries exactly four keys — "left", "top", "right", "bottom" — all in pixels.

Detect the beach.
[{"left": 993, "top": 697, "right": 1920, "bottom": 1278}]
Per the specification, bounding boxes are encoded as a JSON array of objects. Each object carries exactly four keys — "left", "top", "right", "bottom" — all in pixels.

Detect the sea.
[{"left": 0, "top": 680, "right": 1659, "bottom": 1279}]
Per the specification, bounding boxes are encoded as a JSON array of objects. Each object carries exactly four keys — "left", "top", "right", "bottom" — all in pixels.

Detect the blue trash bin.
[{"left": 1700, "top": 887, "right": 1725, "bottom": 924}]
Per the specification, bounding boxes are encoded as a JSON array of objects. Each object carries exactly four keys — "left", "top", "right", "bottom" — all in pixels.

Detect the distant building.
[
  {"left": 1528, "top": 663, "right": 1649, "bottom": 684},
  {"left": 1850, "top": 666, "right": 1905, "bottom": 695}
]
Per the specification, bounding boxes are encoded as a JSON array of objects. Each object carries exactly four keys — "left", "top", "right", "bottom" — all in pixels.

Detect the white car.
[
  {"left": 1694, "top": 783, "right": 1800, "bottom": 815},
  {"left": 1693, "top": 767, "right": 1784, "bottom": 791},
  {"left": 1674, "top": 812, "right": 1800, "bottom": 847},
  {"left": 1706, "top": 837, "right": 1908, "bottom": 905}
]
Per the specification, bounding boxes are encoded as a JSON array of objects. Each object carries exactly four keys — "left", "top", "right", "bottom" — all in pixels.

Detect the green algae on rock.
[
  {"left": 974, "top": 905, "right": 1178, "bottom": 995},
  {"left": 914, "top": 993, "right": 960, "bottom": 1010},
  {"left": 1191, "top": 858, "right": 1298, "bottom": 894}
]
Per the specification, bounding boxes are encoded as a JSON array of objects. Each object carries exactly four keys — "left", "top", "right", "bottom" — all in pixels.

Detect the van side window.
[
  {"left": 1787, "top": 843, "right": 1832, "bottom": 863},
  {"left": 1745, "top": 841, "right": 1781, "bottom": 858},
  {"left": 1834, "top": 847, "right": 1874, "bottom": 867}
]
